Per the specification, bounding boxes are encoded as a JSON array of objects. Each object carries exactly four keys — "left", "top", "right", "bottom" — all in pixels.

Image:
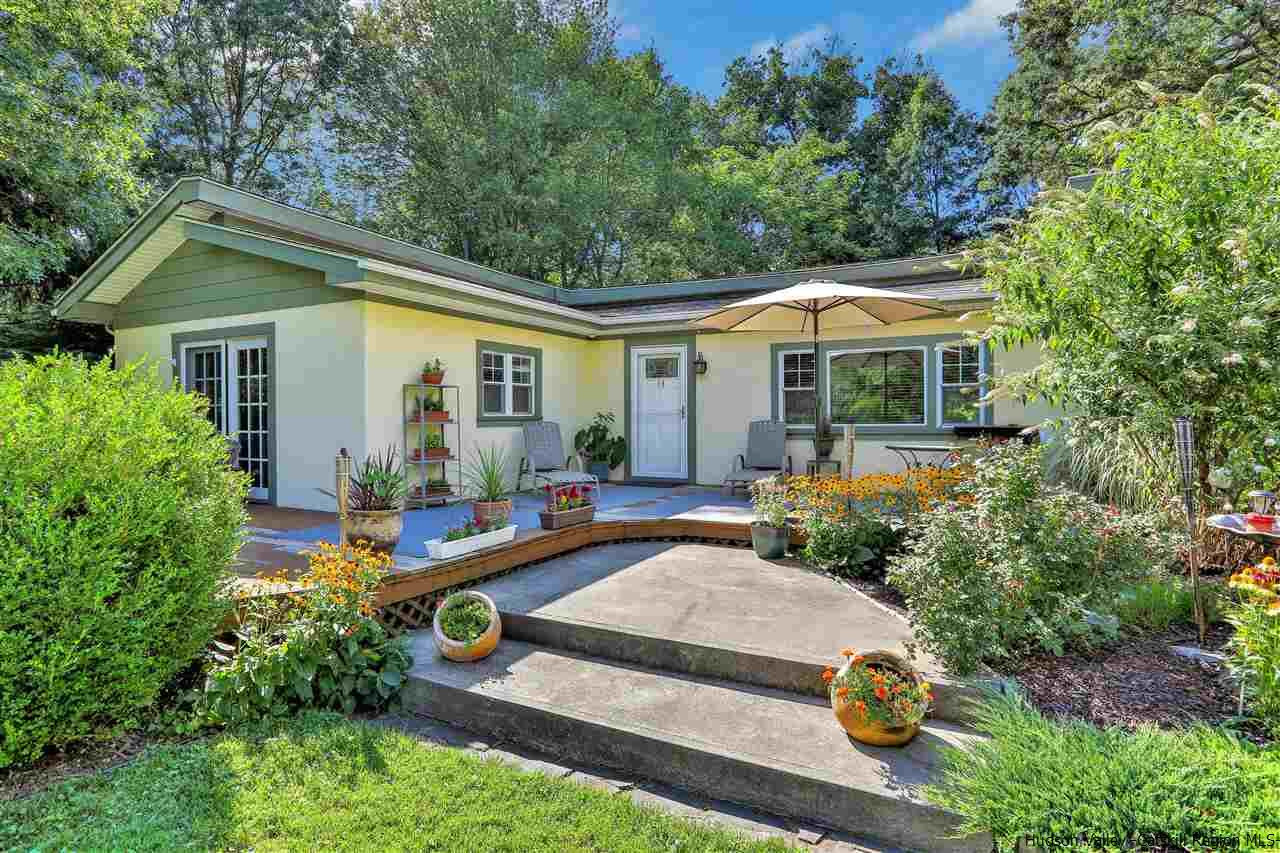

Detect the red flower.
[
  {"left": 543, "top": 484, "right": 552, "bottom": 492},
  {"left": 583, "top": 485, "right": 593, "bottom": 493},
  {"left": 874, "top": 686, "right": 888, "bottom": 701},
  {"left": 570, "top": 485, "right": 580, "bottom": 498}
]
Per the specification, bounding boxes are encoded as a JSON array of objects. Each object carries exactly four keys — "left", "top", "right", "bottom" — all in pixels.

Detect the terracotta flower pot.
[
  {"left": 422, "top": 371, "right": 445, "bottom": 385},
  {"left": 426, "top": 410, "right": 450, "bottom": 422},
  {"left": 425, "top": 447, "right": 451, "bottom": 460},
  {"left": 433, "top": 591, "right": 501, "bottom": 662},
  {"left": 345, "top": 508, "right": 403, "bottom": 554},
  {"left": 830, "top": 650, "right": 923, "bottom": 747},
  {"left": 473, "top": 499, "right": 512, "bottom": 526}
]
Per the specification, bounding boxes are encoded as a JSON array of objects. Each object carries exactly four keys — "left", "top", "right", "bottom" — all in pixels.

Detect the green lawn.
[{"left": 0, "top": 713, "right": 788, "bottom": 852}]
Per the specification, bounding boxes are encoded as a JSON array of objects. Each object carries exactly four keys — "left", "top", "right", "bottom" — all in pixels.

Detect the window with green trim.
[
  {"left": 827, "top": 347, "right": 926, "bottom": 426},
  {"left": 476, "top": 341, "right": 541, "bottom": 422}
]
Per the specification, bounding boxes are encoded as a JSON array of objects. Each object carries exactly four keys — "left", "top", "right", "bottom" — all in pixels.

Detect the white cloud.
[
  {"left": 911, "top": 0, "right": 1017, "bottom": 51},
  {"left": 751, "top": 23, "right": 834, "bottom": 62}
]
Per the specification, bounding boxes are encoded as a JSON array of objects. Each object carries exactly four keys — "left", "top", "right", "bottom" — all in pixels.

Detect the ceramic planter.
[
  {"left": 586, "top": 461, "right": 611, "bottom": 481},
  {"left": 831, "top": 651, "right": 923, "bottom": 747},
  {"left": 425, "top": 524, "right": 517, "bottom": 560},
  {"left": 346, "top": 508, "right": 403, "bottom": 554},
  {"left": 750, "top": 522, "right": 788, "bottom": 559},
  {"left": 422, "top": 371, "right": 446, "bottom": 385},
  {"left": 538, "top": 504, "right": 595, "bottom": 529},
  {"left": 472, "top": 499, "right": 512, "bottom": 527},
  {"left": 433, "top": 591, "right": 501, "bottom": 662}
]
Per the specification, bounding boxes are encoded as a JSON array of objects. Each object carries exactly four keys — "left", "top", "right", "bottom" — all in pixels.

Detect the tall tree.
[
  {"left": 334, "top": 0, "right": 707, "bottom": 288},
  {"left": 142, "top": 0, "right": 353, "bottom": 195},
  {"left": 985, "top": 0, "right": 1280, "bottom": 189},
  {"left": 712, "top": 40, "right": 867, "bottom": 152},
  {"left": 848, "top": 58, "right": 990, "bottom": 257},
  {"left": 885, "top": 73, "right": 987, "bottom": 253},
  {"left": 0, "top": 0, "right": 159, "bottom": 304}
]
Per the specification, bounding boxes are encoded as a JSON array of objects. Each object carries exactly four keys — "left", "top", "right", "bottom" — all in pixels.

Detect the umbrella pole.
[{"left": 812, "top": 307, "right": 820, "bottom": 436}]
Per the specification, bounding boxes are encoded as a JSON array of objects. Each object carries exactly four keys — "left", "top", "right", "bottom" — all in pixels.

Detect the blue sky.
[{"left": 612, "top": 0, "right": 1019, "bottom": 116}]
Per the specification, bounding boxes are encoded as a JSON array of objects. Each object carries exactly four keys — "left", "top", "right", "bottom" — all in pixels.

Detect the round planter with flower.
[{"left": 822, "top": 648, "right": 932, "bottom": 747}]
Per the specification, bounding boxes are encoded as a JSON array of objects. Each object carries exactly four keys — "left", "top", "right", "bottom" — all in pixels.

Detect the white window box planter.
[{"left": 425, "top": 524, "right": 518, "bottom": 560}]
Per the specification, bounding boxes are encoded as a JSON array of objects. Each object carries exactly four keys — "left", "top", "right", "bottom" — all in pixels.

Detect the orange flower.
[
  {"left": 840, "top": 647, "right": 856, "bottom": 657},
  {"left": 852, "top": 655, "right": 865, "bottom": 665},
  {"left": 821, "top": 667, "right": 835, "bottom": 684},
  {"left": 836, "top": 686, "right": 849, "bottom": 698},
  {"left": 874, "top": 686, "right": 888, "bottom": 701},
  {"left": 854, "top": 700, "right": 867, "bottom": 716}
]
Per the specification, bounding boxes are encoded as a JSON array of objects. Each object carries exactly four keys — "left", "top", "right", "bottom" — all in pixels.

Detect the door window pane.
[{"left": 645, "top": 356, "right": 678, "bottom": 379}]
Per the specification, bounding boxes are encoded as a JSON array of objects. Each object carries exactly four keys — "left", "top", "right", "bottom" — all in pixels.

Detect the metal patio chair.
[
  {"left": 723, "top": 419, "right": 791, "bottom": 496},
  {"left": 519, "top": 421, "right": 600, "bottom": 492}
]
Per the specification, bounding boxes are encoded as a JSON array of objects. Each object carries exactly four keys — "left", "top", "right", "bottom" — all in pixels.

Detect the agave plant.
[
  {"left": 349, "top": 445, "right": 408, "bottom": 511},
  {"left": 464, "top": 444, "right": 508, "bottom": 503}
]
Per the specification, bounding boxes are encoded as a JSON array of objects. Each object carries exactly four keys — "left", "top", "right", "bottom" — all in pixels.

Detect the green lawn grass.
[{"left": 0, "top": 712, "right": 788, "bottom": 852}]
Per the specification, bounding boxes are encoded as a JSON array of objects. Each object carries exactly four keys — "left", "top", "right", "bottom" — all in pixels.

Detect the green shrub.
[
  {"left": 888, "top": 442, "right": 1173, "bottom": 675},
  {"left": 193, "top": 543, "right": 412, "bottom": 725},
  {"left": 438, "top": 595, "right": 491, "bottom": 643},
  {"left": 0, "top": 354, "right": 246, "bottom": 767},
  {"left": 926, "top": 693, "right": 1280, "bottom": 852},
  {"left": 801, "top": 511, "right": 905, "bottom": 580}
]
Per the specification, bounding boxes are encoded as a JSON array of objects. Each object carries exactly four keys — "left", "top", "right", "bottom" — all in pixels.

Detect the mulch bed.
[
  {"left": 1009, "top": 623, "right": 1243, "bottom": 732},
  {"left": 0, "top": 730, "right": 168, "bottom": 802}
]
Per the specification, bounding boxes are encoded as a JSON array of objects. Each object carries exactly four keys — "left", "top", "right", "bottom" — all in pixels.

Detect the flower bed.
[{"left": 785, "top": 465, "right": 974, "bottom": 520}]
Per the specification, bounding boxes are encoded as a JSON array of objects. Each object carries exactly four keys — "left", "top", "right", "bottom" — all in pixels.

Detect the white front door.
[{"left": 631, "top": 346, "right": 688, "bottom": 479}]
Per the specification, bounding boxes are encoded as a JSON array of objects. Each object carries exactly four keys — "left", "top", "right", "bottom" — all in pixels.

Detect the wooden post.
[
  {"left": 843, "top": 424, "right": 855, "bottom": 480},
  {"left": 336, "top": 448, "right": 351, "bottom": 547}
]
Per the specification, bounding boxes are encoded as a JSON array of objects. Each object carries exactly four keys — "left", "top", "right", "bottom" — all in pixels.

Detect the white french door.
[
  {"left": 630, "top": 346, "right": 688, "bottom": 480},
  {"left": 182, "top": 337, "right": 271, "bottom": 501}
]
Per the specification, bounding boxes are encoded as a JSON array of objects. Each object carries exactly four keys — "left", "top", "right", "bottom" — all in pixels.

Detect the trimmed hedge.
[{"left": 0, "top": 354, "right": 246, "bottom": 767}]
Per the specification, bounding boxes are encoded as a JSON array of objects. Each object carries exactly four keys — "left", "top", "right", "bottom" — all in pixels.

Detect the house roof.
[{"left": 54, "top": 177, "right": 992, "bottom": 338}]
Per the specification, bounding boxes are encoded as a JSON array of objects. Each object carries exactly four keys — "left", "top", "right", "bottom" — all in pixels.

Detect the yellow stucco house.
[{"left": 54, "top": 177, "right": 1050, "bottom": 511}]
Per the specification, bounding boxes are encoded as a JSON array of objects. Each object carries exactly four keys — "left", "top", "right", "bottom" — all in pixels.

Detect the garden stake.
[
  {"left": 336, "top": 448, "right": 351, "bottom": 547},
  {"left": 1174, "top": 417, "right": 1205, "bottom": 645}
]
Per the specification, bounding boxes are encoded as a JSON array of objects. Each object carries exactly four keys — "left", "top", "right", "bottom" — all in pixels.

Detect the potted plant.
[
  {"left": 343, "top": 445, "right": 408, "bottom": 554},
  {"left": 465, "top": 444, "right": 511, "bottom": 525},
  {"left": 422, "top": 358, "right": 446, "bottom": 385},
  {"left": 538, "top": 482, "right": 595, "bottom": 529},
  {"left": 823, "top": 649, "right": 932, "bottom": 747},
  {"left": 425, "top": 431, "right": 450, "bottom": 460},
  {"left": 425, "top": 515, "right": 517, "bottom": 560},
  {"left": 424, "top": 392, "right": 450, "bottom": 422},
  {"left": 432, "top": 590, "right": 501, "bottom": 662},
  {"left": 749, "top": 476, "right": 790, "bottom": 559},
  {"left": 574, "top": 411, "right": 626, "bottom": 481}
]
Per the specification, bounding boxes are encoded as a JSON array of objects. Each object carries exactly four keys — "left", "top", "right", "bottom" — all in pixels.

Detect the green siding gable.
[{"left": 113, "top": 240, "right": 357, "bottom": 329}]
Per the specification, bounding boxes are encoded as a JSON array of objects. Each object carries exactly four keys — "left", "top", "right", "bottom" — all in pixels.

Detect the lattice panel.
[{"left": 378, "top": 593, "right": 436, "bottom": 636}]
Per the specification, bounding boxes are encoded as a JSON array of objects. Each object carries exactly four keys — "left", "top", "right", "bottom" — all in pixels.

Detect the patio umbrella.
[{"left": 692, "top": 279, "right": 944, "bottom": 429}]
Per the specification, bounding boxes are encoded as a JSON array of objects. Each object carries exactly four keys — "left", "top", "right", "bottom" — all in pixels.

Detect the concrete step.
[
  {"left": 470, "top": 541, "right": 980, "bottom": 722},
  {"left": 404, "top": 634, "right": 989, "bottom": 853}
]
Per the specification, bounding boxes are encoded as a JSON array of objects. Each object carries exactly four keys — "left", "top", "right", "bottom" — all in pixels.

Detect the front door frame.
[
  {"left": 172, "top": 322, "right": 278, "bottom": 505},
  {"left": 623, "top": 334, "right": 696, "bottom": 484}
]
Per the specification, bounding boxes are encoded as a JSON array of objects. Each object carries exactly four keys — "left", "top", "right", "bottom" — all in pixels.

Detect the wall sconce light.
[{"left": 693, "top": 352, "right": 709, "bottom": 375}]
